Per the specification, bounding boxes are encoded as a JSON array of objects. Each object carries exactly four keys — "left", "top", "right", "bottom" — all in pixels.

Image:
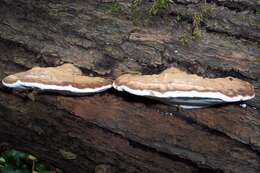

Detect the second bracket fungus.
[
  {"left": 2, "top": 64, "right": 112, "bottom": 95},
  {"left": 113, "top": 68, "right": 255, "bottom": 108}
]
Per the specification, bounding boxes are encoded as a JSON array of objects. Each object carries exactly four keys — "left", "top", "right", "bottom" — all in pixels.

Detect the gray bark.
[{"left": 0, "top": 0, "right": 259, "bottom": 173}]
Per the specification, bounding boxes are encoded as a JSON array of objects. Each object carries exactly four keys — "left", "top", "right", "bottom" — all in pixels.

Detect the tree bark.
[{"left": 0, "top": 0, "right": 259, "bottom": 173}]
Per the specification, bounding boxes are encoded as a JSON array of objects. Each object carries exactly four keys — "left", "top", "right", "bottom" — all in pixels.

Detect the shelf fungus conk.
[
  {"left": 113, "top": 68, "right": 255, "bottom": 108},
  {"left": 2, "top": 64, "right": 112, "bottom": 95}
]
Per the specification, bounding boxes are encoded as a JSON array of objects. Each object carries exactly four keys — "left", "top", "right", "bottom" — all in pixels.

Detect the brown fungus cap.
[
  {"left": 2, "top": 64, "right": 112, "bottom": 93},
  {"left": 114, "top": 67, "right": 255, "bottom": 99}
]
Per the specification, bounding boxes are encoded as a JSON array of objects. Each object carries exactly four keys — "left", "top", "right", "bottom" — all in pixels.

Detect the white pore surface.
[
  {"left": 113, "top": 83, "right": 255, "bottom": 102},
  {"left": 240, "top": 103, "right": 247, "bottom": 108},
  {"left": 179, "top": 105, "right": 204, "bottom": 109},
  {"left": 2, "top": 80, "right": 112, "bottom": 93}
]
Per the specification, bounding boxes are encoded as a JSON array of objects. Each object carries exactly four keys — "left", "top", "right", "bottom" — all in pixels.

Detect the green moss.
[
  {"left": 176, "top": 15, "right": 182, "bottom": 22},
  {"left": 108, "top": 1, "right": 214, "bottom": 41},
  {"left": 177, "top": 32, "right": 192, "bottom": 45},
  {"left": 111, "top": 0, "right": 122, "bottom": 13},
  {"left": 256, "top": 8, "right": 260, "bottom": 14},
  {"left": 200, "top": 4, "right": 214, "bottom": 16},
  {"left": 192, "top": 4, "right": 214, "bottom": 39},
  {"left": 192, "top": 12, "right": 203, "bottom": 39},
  {"left": 130, "top": 0, "right": 143, "bottom": 13},
  {"left": 149, "top": 0, "right": 172, "bottom": 16},
  {"left": 0, "top": 149, "right": 63, "bottom": 173},
  {"left": 177, "top": 4, "right": 214, "bottom": 45},
  {"left": 130, "top": 0, "right": 172, "bottom": 16},
  {"left": 129, "top": 0, "right": 143, "bottom": 25},
  {"left": 255, "top": 56, "right": 260, "bottom": 64}
]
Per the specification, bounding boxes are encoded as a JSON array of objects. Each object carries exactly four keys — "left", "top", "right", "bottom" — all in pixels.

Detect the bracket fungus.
[
  {"left": 2, "top": 64, "right": 112, "bottom": 95},
  {"left": 113, "top": 68, "right": 255, "bottom": 108}
]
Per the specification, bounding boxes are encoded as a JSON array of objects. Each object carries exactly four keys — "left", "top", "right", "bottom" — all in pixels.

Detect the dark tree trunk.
[{"left": 0, "top": 0, "right": 259, "bottom": 173}]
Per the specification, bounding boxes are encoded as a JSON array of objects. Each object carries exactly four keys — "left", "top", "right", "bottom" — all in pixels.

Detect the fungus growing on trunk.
[
  {"left": 2, "top": 64, "right": 112, "bottom": 95},
  {"left": 113, "top": 68, "right": 255, "bottom": 108}
]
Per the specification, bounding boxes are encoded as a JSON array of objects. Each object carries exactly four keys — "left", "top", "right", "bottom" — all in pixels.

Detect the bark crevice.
[{"left": 0, "top": 1, "right": 259, "bottom": 173}]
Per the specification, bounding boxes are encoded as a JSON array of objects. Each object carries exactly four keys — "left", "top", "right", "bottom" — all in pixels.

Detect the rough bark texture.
[{"left": 0, "top": 0, "right": 259, "bottom": 173}]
